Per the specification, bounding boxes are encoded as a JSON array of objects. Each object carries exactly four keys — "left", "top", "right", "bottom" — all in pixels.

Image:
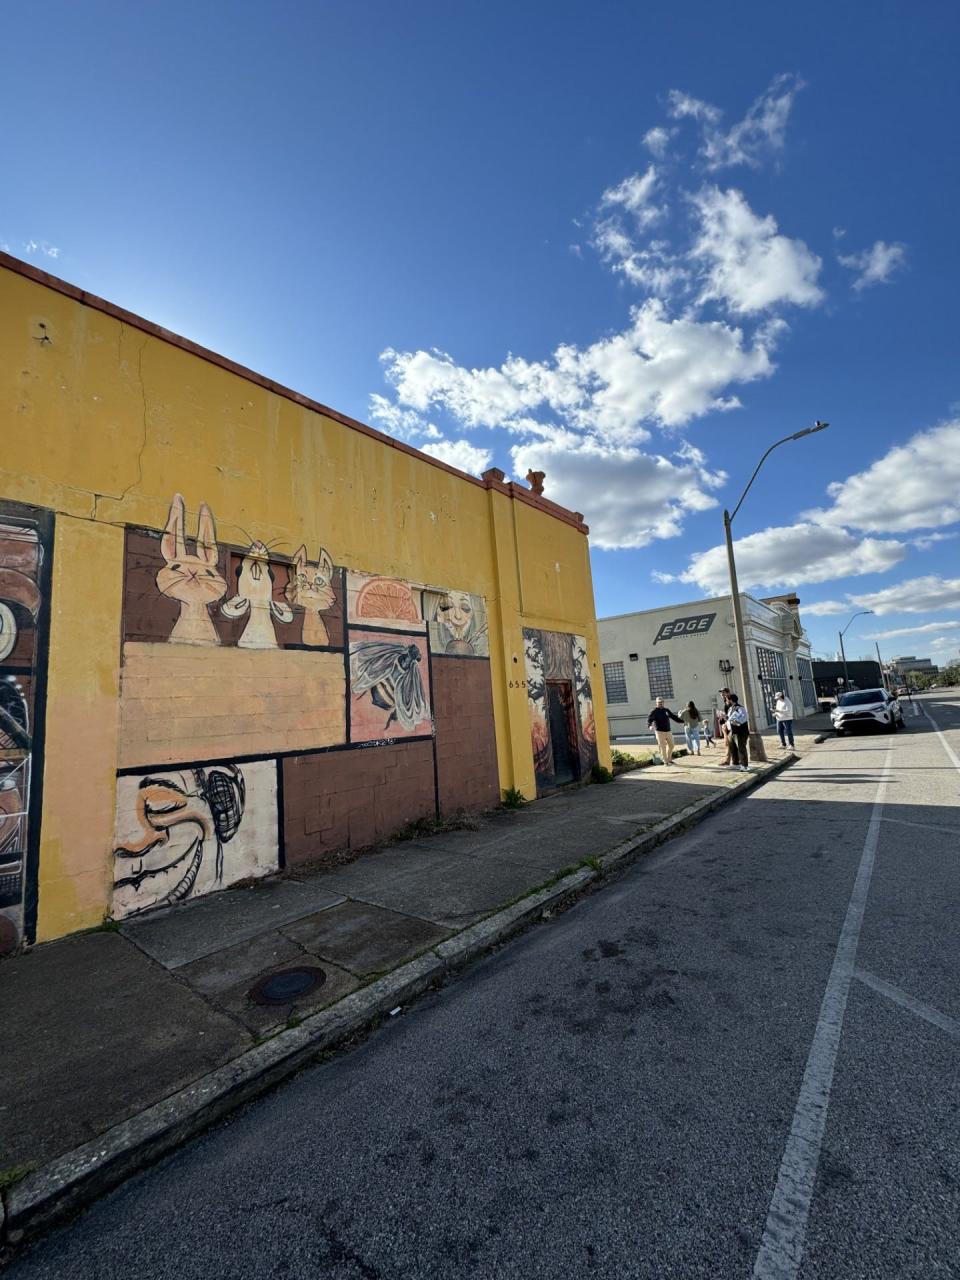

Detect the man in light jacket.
[
  {"left": 647, "top": 697, "right": 684, "bottom": 765},
  {"left": 773, "top": 690, "right": 795, "bottom": 748}
]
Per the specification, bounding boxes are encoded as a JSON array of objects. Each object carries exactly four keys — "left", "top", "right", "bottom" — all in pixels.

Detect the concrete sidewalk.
[{"left": 1, "top": 747, "right": 802, "bottom": 1241}]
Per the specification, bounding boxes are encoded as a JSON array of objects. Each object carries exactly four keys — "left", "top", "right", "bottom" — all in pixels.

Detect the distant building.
[
  {"left": 811, "top": 660, "right": 884, "bottom": 699},
  {"left": 890, "top": 655, "right": 938, "bottom": 674},
  {"left": 598, "top": 592, "right": 816, "bottom": 737}
]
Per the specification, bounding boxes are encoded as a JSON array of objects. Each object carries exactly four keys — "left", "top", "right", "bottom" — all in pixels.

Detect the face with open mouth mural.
[{"left": 112, "top": 766, "right": 245, "bottom": 919}]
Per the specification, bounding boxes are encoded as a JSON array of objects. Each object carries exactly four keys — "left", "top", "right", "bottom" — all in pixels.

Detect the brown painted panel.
[
  {"left": 118, "top": 643, "right": 346, "bottom": 767},
  {"left": 430, "top": 656, "right": 500, "bottom": 815},
  {"left": 282, "top": 740, "right": 436, "bottom": 867}
]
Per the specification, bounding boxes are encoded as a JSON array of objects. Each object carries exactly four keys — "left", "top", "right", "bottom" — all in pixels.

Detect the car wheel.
[{"left": 835, "top": 727, "right": 845, "bottom": 737}]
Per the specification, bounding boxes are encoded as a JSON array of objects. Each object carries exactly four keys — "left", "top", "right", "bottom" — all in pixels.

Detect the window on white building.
[
  {"left": 797, "top": 657, "right": 816, "bottom": 709},
  {"left": 646, "top": 655, "right": 674, "bottom": 700},
  {"left": 603, "top": 661, "right": 628, "bottom": 704}
]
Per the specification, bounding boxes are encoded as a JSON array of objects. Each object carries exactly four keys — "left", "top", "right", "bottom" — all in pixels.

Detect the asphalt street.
[{"left": 11, "top": 692, "right": 960, "bottom": 1279}]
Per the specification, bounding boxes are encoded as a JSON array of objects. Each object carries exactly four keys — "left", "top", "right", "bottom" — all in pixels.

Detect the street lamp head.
[{"left": 790, "top": 420, "right": 830, "bottom": 441}]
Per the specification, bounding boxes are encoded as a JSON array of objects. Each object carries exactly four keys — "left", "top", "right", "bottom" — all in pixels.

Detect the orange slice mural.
[{"left": 355, "top": 578, "right": 419, "bottom": 622}]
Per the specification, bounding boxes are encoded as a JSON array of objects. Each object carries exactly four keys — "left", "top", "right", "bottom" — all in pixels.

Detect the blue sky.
[{"left": 3, "top": 0, "right": 959, "bottom": 666}]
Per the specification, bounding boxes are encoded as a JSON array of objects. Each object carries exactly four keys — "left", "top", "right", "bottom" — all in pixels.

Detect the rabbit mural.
[
  {"left": 285, "top": 544, "right": 336, "bottom": 646},
  {"left": 222, "top": 542, "right": 294, "bottom": 649},
  {"left": 157, "top": 494, "right": 227, "bottom": 646}
]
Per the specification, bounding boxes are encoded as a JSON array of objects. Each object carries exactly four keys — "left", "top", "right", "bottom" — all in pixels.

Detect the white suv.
[{"left": 831, "top": 688, "right": 904, "bottom": 736}]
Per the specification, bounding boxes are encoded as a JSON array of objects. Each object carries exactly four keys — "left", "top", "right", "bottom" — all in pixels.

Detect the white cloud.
[
  {"left": 913, "top": 531, "right": 959, "bottom": 550},
  {"left": 643, "top": 126, "right": 674, "bottom": 157},
  {"left": 368, "top": 393, "right": 440, "bottom": 441},
  {"left": 667, "top": 91, "right": 721, "bottom": 123},
  {"left": 843, "top": 576, "right": 960, "bottom": 616},
  {"left": 601, "top": 165, "right": 664, "bottom": 228},
  {"left": 380, "top": 298, "right": 779, "bottom": 443},
  {"left": 24, "top": 239, "right": 60, "bottom": 259},
  {"left": 510, "top": 436, "right": 726, "bottom": 550},
  {"left": 691, "top": 186, "right": 823, "bottom": 314},
  {"left": 804, "top": 576, "right": 960, "bottom": 619},
  {"left": 662, "top": 522, "right": 907, "bottom": 595},
  {"left": 809, "top": 421, "right": 960, "bottom": 533},
  {"left": 867, "top": 620, "right": 960, "bottom": 641},
  {"left": 838, "top": 240, "right": 906, "bottom": 291},
  {"left": 420, "top": 438, "right": 493, "bottom": 475},
  {"left": 802, "top": 599, "right": 851, "bottom": 616},
  {"left": 669, "top": 75, "right": 802, "bottom": 170}
]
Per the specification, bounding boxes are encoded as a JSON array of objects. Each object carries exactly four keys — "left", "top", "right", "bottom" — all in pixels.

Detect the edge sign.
[{"left": 653, "top": 612, "right": 716, "bottom": 644}]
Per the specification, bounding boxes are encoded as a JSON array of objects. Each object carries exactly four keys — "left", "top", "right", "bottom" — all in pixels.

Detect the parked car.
[{"left": 831, "top": 688, "right": 904, "bottom": 736}]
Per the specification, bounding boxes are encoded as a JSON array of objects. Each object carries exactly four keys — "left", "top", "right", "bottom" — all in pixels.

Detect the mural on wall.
[
  {"left": 523, "top": 629, "right": 553, "bottom": 787},
  {"left": 285, "top": 544, "right": 336, "bottom": 646},
  {"left": 157, "top": 494, "right": 226, "bottom": 646},
  {"left": 350, "top": 633, "right": 431, "bottom": 740},
  {"left": 347, "top": 573, "right": 424, "bottom": 631},
  {"left": 572, "top": 633, "right": 599, "bottom": 774},
  {"left": 108, "top": 492, "right": 503, "bottom": 920},
  {"left": 425, "top": 589, "right": 489, "bottom": 657},
  {"left": 112, "top": 759, "right": 279, "bottom": 920},
  {"left": 222, "top": 541, "right": 294, "bottom": 648},
  {"left": 0, "top": 508, "right": 51, "bottom": 954},
  {"left": 523, "top": 627, "right": 597, "bottom": 795}
]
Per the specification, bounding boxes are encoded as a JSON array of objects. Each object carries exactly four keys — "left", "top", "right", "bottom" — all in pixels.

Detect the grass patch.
[
  {"left": 590, "top": 763, "right": 614, "bottom": 784},
  {"left": 0, "top": 1162, "right": 37, "bottom": 1191},
  {"left": 392, "top": 809, "right": 483, "bottom": 842},
  {"left": 500, "top": 787, "right": 527, "bottom": 809}
]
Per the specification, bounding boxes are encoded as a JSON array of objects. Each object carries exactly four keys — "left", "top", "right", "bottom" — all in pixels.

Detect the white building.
[{"left": 598, "top": 592, "right": 817, "bottom": 738}]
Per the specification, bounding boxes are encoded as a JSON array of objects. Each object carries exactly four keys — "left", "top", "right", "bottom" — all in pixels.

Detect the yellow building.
[{"left": 0, "top": 252, "right": 610, "bottom": 949}]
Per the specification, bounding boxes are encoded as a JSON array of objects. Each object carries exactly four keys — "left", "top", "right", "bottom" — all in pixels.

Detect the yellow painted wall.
[{"left": 0, "top": 259, "right": 610, "bottom": 942}]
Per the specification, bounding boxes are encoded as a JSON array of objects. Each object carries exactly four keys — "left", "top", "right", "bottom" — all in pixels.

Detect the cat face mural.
[{"left": 285, "top": 544, "right": 336, "bottom": 646}]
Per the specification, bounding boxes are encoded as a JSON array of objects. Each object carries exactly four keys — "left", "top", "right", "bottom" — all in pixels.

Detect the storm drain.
[{"left": 248, "top": 966, "right": 327, "bottom": 1006}]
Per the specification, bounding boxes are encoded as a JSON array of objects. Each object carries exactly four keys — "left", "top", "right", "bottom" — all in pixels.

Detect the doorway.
[{"left": 546, "top": 680, "right": 580, "bottom": 787}]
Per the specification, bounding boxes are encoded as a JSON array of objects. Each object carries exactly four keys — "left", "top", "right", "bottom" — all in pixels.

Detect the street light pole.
[
  {"left": 724, "top": 421, "right": 830, "bottom": 764},
  {"left": 838, "top": 610, "right": 874, "bottom": 691}
]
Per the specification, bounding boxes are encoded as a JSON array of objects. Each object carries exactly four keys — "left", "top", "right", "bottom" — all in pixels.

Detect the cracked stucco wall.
[{"left": 0, "top": 261, "right": 610, "bottom": 942}]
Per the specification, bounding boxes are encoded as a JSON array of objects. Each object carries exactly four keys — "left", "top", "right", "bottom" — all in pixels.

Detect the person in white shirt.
[{"left": 773, "top": 691, "right": 794, "bottom": 748}]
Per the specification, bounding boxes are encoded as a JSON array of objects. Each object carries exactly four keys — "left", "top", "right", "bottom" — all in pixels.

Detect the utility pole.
[
  {"left": 723, "top": 511, "right": 764, "bottom": 760},
  {"left": 723, "top": 421, "right": 830, "bottom": 763},
  {"left": 875, "top": 641, "right": 886, "bottom": 690}
]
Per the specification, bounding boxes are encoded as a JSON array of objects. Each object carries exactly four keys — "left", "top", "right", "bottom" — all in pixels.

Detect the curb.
[{"left": 1, "top": 753, "right": 797, "bottom": 1248}]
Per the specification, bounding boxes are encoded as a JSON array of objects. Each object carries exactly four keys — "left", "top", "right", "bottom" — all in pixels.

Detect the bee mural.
[{"left": 350, "top": 640, "right": 430, "bottom": 733}]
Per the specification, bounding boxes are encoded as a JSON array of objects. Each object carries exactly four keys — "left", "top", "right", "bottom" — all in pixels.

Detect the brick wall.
[
  {"left": 431, "top": 656, "right": 500, "bottom": 815},
  {"left": 281, "top": 739, "right": 436, "bottom": 866}
]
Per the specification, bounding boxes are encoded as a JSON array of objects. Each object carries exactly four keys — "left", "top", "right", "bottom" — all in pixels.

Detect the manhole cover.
[{"left": 248, "top": 966, "right": 327, "bottom": 1006}]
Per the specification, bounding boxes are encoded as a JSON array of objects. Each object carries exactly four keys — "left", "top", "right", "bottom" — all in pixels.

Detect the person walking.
[
  {"left": 647, "top": 696, "right": 683, "bottom": 765},
  {"left": 679, "top": 700, "right": 703, "bottom": 756},
  {"left": 773, "top": 690, "right": 795, "bottom": 749},
  {"left": 725, "top": 694, "right": 750, "bottom": 771}
]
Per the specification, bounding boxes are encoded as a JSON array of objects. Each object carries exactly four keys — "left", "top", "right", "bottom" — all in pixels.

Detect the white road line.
[
  {"left": 854, "top": 968, "right": 960, "bottom": 1040},
  {"left": 752, "top": 745, "right": 892, "bottom": 1280},
  {"left": 923, "top": 705, "right": 960, "bottom": 773},
  {"left": 881, "top": 815, "right": 960, "bottom": 836},
  {"left": 912, "top": 701, "right": 922, "bottom": 717}
]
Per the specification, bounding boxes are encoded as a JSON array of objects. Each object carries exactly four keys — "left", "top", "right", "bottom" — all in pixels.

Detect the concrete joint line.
[
  {"left": 854, "top": 968, "right": 960, "bottom": 1040},
  {"left": 752, "top": 749, "right": 893, "bottom": 1280},
  {"left": 0, "top": 753, "right": 801, "bottom": 1249},
  {"left": 923, "top": 705, "right": 960, "bottom": 774}
]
